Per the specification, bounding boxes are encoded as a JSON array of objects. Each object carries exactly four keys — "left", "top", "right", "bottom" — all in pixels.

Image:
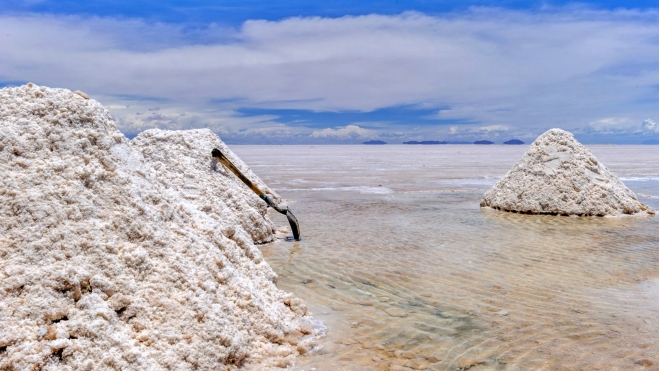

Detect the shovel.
[{"left": 212, "top": 148, "right": 300, "bottom": 241}]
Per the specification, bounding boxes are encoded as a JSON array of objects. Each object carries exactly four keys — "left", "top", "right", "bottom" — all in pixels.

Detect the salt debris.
[
  {"left": 481, "top": 128, "right": 654, "bottom": 216},
  {"left": 0, "top": 84, "right": 319, "bottom": 370}
]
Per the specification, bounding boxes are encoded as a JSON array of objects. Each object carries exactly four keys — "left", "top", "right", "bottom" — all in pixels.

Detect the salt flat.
[{"left": 234, "top": 144, "right": 659, "bottom": 371}]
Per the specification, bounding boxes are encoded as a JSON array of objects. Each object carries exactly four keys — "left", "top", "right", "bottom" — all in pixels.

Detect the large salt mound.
[
  {"left": 0, "top": 84, "right": 317, "bottom": 371},
  {"left": 481, "top": 128, "right": 654, "bottom": 216},
  {"left": 131, "top": 129, "right": 281, "bottom": 245}
]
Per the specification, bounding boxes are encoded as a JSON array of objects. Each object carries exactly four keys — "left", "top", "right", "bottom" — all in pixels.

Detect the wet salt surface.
[{"left": 233, "top": 145, "right": 659, "bottom": 370}]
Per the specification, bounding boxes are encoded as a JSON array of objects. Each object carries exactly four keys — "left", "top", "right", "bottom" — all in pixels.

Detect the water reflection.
[{"left": 234, "top": 145, "right": 659, "bottom": 371}]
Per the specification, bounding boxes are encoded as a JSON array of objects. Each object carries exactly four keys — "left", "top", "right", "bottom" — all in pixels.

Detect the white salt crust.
[
  {"left": 131, "top": 128, "right": 281, "bottom": 245},
  {"left": 0, "top": 84, "right": 319, "bottom": 371},
  {"left": 481, "top": 128, "right": 655, "bottom": 216}
]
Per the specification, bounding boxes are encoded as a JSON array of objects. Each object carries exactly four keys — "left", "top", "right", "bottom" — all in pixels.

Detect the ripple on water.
[{"left": 232, "top": 145, "right": 659, "bottom": 371}]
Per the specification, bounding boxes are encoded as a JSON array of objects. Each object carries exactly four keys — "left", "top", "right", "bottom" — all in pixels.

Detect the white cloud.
[
  {"left": 310, "top": 125, "right": 371, "bottom": 138},
  {"left": 1, "top": 9, "right": 659, "bottom": 141},
  {"left": 575, "top": 117, "right": 659, "bottom": 138},
  {"left": 446, "top": 124, "right": 510, "bottom": 138},
  {"left": 478, "top": 125, "right": 510, "bottom": 133},
  {"left": 583, "top": 117, "right": 637, "bottom": 134},
  {"left": 642, "top": 119, "right": 659, "bottom": 134}
]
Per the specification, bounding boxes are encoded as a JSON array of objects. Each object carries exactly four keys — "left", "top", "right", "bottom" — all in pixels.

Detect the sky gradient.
[{"left": 2, "top": 1, "right": 659, "bottom": 144}]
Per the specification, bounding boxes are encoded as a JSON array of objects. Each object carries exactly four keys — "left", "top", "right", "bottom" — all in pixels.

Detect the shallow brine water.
[{"left": 232, "top": 145, "right": 659, "bottom": 371}]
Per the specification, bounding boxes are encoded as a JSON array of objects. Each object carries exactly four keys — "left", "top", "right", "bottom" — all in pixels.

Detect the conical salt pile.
[
  {"left": 481, "top": 129, "right": 654, "bottom": 216},
  {"left": 0, "top": 84, "right": 319, "bottom": 371}
]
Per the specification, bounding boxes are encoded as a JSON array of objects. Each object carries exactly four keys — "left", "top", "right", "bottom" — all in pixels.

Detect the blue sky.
[
  {"left": 4, "top": 1, "right": 658, "bottom": 24},
  {"left": 2, "top": 1, "right": 659, "bottom": 143}
]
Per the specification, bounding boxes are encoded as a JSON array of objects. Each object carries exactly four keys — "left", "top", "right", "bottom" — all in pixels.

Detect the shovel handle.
[
  {"left": 212, "top": 148, "right": 262, "bottom": 196},
  {"left": 212, "top": 148, "right": 287, "bottom": 213},
  {"left": 212, "top": 148, "right": 300, "bottom": 241},
  {"left": 260, "top": 194, "right": 288, "bottom": 214}
]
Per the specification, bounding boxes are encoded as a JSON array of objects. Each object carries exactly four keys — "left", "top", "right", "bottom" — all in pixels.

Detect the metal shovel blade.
[{"left": 286, "top": 209, "right": 301, "bottom": 241}]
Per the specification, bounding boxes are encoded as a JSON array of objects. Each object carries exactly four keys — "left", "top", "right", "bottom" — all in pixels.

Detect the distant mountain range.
[
  {"left": 474, "top": 140, "right": 494, "bottom": 145},
  {"left": 642, "top": 139, "right": 659, "bottom": 145},
  {"left": 504, "top": 139, "right": 524, "bottom": 145},
  {"left": 363, "top": 140, "right": 387, "bottom": 145}
]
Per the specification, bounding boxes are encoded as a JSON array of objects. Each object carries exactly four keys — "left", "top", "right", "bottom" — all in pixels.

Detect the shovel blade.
[{"left": 286, "top": 209, "right": 301, "bottom": 241}]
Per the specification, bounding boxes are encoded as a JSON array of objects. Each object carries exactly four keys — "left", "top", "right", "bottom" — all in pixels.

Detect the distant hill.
[
  {"left": 403, "top": 140, "right": 447, "bottom": 145},
  {"left": 445, "top": 141, "right": 472, "bottom": 144},
  {"left": 474, "top": 140, "right": 494, "bottom": 145},
  {"left": 504, "top": 139, "right": 524, "bottom": 145},
  {"left": 642, "top": 139, "right": 659, "bottom": 145},
  {"left": 363, "top": 140, "right": 387, "bottom": 145}
]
